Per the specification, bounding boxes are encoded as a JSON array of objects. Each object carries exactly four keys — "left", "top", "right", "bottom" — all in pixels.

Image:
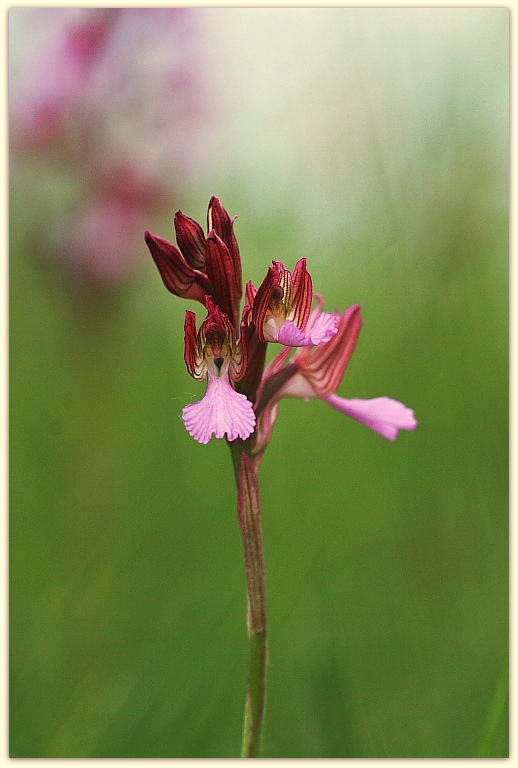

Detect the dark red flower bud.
[
  {"left": 174, "top": 210, "right": 206, "bottom": 270},
  {"left": 205, "top": 231, "right": 239, "bottom": 331},
  {"left": 208, "top": 196, "right": 242, "bottom": 303},
  {"left": 145, "top": 230, "right": 210, "bottom": 302}
]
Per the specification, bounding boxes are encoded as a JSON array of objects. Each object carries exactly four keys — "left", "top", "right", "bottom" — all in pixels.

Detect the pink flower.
[
  {"left": 254, "top": 300, "right": 417, "bottom": 451},
  {"left": 251, "top": 260, "right": 338, "bottom": 346},
  {"left": 182, "top": 297, "right": 255, "bottom": 444},
  {"left": 10, "top": 9, "right": 118, "bottom": 149}
]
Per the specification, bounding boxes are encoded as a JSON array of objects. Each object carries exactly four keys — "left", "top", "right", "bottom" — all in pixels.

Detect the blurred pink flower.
[{"left": 9, "top": 8, "right": 209, "bottom": 284}]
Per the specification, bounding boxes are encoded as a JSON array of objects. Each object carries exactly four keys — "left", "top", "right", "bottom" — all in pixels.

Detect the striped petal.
[
  {"left": 207, "top": 196, "right": 242, "bottom": 300},
  {"left": 295, "top": 304, "right": 362, "bottom": 397}
]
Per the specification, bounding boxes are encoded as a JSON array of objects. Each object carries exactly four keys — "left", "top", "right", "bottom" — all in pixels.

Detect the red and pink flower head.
[
  {"left": 182, "top": 297, "right": 255, "bottom": 444},
  {"left": 250, "top": 259, "right": 338, "bottom": 346},
  {"left": 146, "top": 199, "right": 417, "bottom": 448}
]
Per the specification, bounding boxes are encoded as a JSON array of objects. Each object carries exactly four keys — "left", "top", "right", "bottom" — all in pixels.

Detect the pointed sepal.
[
  {"left": 251, "top": 263, "right": 282, "bottom": 341},
  {"left": 184, "top": 310, "right": 205, "bottom": 380},
  {"left": 289, "top": 258, "right": 312, "bottom": 331},
  {"left": 208, "top": 196, "right": 242, "bottom": 300},
  {"left": 294, "top": 304, "right": 362, "bottom": 397},
  {"left": 205, "top": 231, "right": 239, "bottom": 330}
]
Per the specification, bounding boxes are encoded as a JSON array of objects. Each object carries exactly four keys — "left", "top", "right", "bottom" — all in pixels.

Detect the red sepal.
[
  {"left": 251, "top": 263, "right": 282, "bottom": 341},
  {"left": 290, "top": 258, "right": 312, "bottom": 331},
  {"left": 208, "top": 197, "right": 242, "bottom": 300},
  {"left": 184, "top": 310, "right": 204, "bottom": 380},
  {"left": 296, "top": 304, "right": 362, "bottom": 398},
  {"left": 245, "top": 281, "right": 257, "bottom": 310},
  {"left": 205, "top": 231, "right": 239, "bottom": 330}
]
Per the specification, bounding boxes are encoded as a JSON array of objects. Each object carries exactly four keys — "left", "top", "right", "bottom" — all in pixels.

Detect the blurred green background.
[{"left": 10, "top": 8, "right": 508, "bottom": 758}]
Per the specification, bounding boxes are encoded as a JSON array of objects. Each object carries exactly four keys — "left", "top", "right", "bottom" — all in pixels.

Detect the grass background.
[{"left": 10, "top": 8, "right": 508, "bottom": 758}]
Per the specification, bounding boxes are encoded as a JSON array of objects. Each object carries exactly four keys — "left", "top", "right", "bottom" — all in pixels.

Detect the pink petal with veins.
[
  {"left": 182, "top": 373, "right": 255, "bottom": 444},
  {"left": 325, "top": 395, "right": 418, "bottom": 441},
  {"left": 277, "top": 313, "right": 338, "bottom": 347}
]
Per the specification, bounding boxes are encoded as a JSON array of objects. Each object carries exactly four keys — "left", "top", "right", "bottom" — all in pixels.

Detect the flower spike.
[{"left": 146, "top": 197, "right": 416, "bottom": 451}]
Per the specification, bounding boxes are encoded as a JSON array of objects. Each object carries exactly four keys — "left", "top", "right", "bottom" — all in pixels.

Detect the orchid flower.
[
  {"left": 251, "top": 259, "right": 338, "bottom": 346},
  {"left": 182, "top": 297, "right": 255, "bottom": 444},
  {"left": 254, "top": 299, "right": 418, "bottom": 453},
  {"left": 146, "top": 198, "right": 417, "bottom": 758}
]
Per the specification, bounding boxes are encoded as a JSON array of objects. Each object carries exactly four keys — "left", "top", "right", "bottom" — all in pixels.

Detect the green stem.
[
  {"left": 230, "top": 444, "right": 268, "bottom": 758},
  {"left": 475, "top": 660, "right": 508, "bottom": 757}
]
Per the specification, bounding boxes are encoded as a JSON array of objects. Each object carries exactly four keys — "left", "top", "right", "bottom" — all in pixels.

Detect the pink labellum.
[
  {"left": 182, "top": 373, "right": 256, "bottom": 444},
  {"left": 276, "top": 313, "right": 338, "bottom": 347},
  {"left": 325, "top": 395, "right": 418, "bottom": 441}
]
